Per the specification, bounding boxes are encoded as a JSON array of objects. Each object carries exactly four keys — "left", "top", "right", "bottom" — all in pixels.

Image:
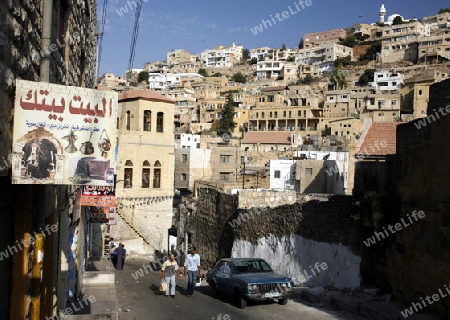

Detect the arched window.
[
  {"left": 124, "top": 160, "right": 133, "bottom": 188},
  {"left": 143, "top": 110, "right": 151, "bottom": 131},
  {"left": 153, "top": 161, "right": 161, "bottom": 188},
  {"left": 142, "top": 160, "right": 150, "bottom": 188},
  {"left": 156, "top": 112, "right": 164, "bottom": 132}
]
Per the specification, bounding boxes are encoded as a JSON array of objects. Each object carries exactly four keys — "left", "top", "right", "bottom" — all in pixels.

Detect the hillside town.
[{"left": 0, "top": 1, "right": 450, "bottom": 319}]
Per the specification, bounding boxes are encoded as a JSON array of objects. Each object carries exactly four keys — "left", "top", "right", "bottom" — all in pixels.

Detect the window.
[
  {"left": 142, "top": 168, "right": 150, "bottom": 188},
  {"left": 116, "top": 117, "right": 120, "bottom": 130},
  {"left": 274, "top": 111, "right": 278, "bottom": 118},
  {"left": 336, "top": 173, "right": 339, "bottom": 181},
  {"left": 391, "top": 100, "right": 397, "bottom": 106},
  {"left": 126, "top": 110, "right": 131, "bottom": 130},
  {"left": 220, "top": 172, "right": 231, "bottom": 180},
  {"left": 124, "top": 167, "right": 133, "bottom": 188},
  {"left": 181, "top": 173, "right": 187, "bottom": 181},
  {"left": 419, "top": 89, "right": 423, "bottom": 96},
  {"left": 153, "top": 161, "right": 161, "bottom": 188},
  {"left": 220, "top": 155, "right": 231, "bottom": 163},
  {"left": 182, "top": 154, "right": 188, "bottom": 162},
  {"left": 156, "top": 112, "right": 164, "bottom": 132},
  {"left": 143, "top": 110, "right": 151, "bottom": 131},
  {"left": 305, "top": 168, "right": 312, "bottom": 176},
  {"left": 274, "top": 170, "right": 281, "bottom": 178}
]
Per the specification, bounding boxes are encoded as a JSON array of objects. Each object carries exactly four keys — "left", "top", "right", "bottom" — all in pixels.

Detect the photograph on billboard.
[{"left": 11, "top": 80, "right": 118, "bottom": 185}]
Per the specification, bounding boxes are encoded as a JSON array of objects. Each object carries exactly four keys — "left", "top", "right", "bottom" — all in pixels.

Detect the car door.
[
  {"left": 220, "top": 262, "right": 233, "bottom": 296},
  {"left": 214, "top": 261, "right": 227, "bottom": 293}
]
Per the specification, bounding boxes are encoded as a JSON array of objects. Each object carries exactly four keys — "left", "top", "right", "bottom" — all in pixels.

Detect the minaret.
[{"left": 379, "top": 3, "right": 386, "bottom": 24}]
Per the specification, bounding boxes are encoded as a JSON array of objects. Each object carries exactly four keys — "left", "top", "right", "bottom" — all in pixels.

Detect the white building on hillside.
[
  {"left": 201, "top": 43, "right": 244, "bottom": 68},
  {"left": 369, "top": 71, "right": 403, "bottom": 91}
]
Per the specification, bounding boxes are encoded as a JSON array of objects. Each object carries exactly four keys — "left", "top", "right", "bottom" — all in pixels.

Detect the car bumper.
[{"left": 245, "top": 290, "right": 293, "bottom": 301}]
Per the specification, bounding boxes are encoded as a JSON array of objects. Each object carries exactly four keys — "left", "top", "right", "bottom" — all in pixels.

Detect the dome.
[{"left": 387, "top": 14, "right": 404, "bottom": 23}]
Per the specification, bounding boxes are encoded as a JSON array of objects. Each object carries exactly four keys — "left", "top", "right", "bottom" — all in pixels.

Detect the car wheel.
[
  {"left": 278, "top": 298, "right": 288, "bottom": 305},
  {"left": 234, "top": 289, "right": 247, "bottom": 309}
]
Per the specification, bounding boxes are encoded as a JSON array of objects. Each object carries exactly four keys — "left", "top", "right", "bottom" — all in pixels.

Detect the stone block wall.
[
  {"left": 375, "top": 79, "right": 450, "bottom": 317},
  {"left": 237, "top": 190, "right": 297, "bottom": 209}
]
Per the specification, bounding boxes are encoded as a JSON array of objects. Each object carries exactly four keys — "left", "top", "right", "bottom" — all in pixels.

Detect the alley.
[{"left": 113, "top": 258, "right": 364, "bottom": 320}]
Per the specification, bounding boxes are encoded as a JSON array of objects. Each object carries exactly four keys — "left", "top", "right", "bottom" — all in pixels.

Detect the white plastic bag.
[{"left": 159, "top": 279, "right": 167, "bottom": 292}]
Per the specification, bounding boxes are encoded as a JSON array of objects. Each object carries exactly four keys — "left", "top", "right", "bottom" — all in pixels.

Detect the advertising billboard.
[{"left": 11, "top": 80, "right": 118, "bottom": 185}]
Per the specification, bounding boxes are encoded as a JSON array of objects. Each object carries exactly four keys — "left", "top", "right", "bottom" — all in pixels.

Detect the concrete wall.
[
  {"left": 232, "top": 234, "right": 361, "bottom": 288},
  {"left": 186, "top": 186, "right": 360, "bottom": 280}
]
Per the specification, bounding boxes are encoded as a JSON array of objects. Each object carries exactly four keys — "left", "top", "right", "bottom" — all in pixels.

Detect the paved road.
[{"left": 114, "top": 258, "right": 363, "bottom": 320}]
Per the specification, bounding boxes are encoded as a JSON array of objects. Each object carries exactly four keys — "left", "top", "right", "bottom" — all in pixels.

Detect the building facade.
[{"left": 113, "top": 90, "right": 175, "bottom": 256}]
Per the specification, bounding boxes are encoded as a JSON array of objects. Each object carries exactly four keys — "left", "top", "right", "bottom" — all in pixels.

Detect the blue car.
[{"left": 206, "top": 258, "right": 294, "bottom": 308}]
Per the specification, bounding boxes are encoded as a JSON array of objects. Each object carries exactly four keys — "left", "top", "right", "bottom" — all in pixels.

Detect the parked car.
[{"left": 206, "top": 258, "right": 294, "bottom": 308}]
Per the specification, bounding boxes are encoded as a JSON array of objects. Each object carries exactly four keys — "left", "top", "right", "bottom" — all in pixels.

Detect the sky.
[{"left": 97, "top": 0, "right": 448, "bottom": 76}]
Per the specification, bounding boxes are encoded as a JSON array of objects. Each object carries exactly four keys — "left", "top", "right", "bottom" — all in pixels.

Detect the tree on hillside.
[
  {"left": 298, "top": 74, "right": 314, "bottom": 85},
  {"left": 137, "top": 71, "right": 149, "bottom": 83},
  {"left": 212, "top": 72, "right": 223, "bottom": 77},
  {"left": 393, "top": 15, "right": 403, "bottom": 25},
  {"left": 214, "top": 93, "right": 237, "bottom": 136},
  {"left": 358, "top": 69, "right": 376, "bottom": 86},
  {"left": 331, "top": 67, "right": 347, "bottom": 90},
  {"left": 249, "top": 57, "right": 258, "bottom": 65},
  {"left": 359, "top": 41, "right": 381, "bottom": 61},
  {"left": 438, "top": 8, "right": 450, "bottom": 14},
  {"left": 281, "top": 43, "right": 287, "bottom": 51},
  {"left": 334, "top": 55, "right": 352, "bottom": 68},
  {"left": 198, "top": 68, "right": 209, "bottom": 77},
  {"left": 242, "top": 48, "right": 250, "bottom": 63},
  {"left": 339, "top": 36, "right": 357, "bottom": 48},
  {"left": 298, "top": 39, "right": 304, "bottom": 49},
  {"left": 231, "top": 72, "right": 246, "bottom": 83}
]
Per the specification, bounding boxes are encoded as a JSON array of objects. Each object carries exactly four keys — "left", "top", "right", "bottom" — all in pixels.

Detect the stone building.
[
  {"left": 0, "top": 0, "right": 98, "bottom": 318},
  {"left": 112, "top": 90, "right": 175, "bottom": 257}
]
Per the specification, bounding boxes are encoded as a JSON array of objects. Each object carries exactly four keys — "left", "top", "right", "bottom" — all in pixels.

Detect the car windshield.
[{"left": 232, "top": 260, "right": 273, "bottom": 274}]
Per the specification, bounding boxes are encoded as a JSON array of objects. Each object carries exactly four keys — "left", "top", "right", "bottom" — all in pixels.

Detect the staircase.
[{"left": 115, "top": 200, "right": 164, "bottom": 255}]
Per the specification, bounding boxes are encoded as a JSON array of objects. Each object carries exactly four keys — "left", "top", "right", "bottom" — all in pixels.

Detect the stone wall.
[
  {"left": 237, "top": 189, "right": 297, "bottom": 209},
  {"left": 0, "top": 0, "right": 97, "bottom": 317},
  {"left": 187, "top": 187, "right": 360, "bottom": 280},
  {"left": 376, "top": 79, "right": 450, "bottom": 317}
]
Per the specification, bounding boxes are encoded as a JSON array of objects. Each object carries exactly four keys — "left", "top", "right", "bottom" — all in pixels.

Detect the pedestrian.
[
  {"left": 183, "top": 246, "right": 200, "bottom": 297},
  {"left": 111, "top": 246, "right": 117, "bottom": 268},
  {"left": 108, "top": 244, "right": 116, "bottom": 261},
  {"left": 109, "top": 237, "right": 115, "bottom": 248},
  {"left": 161, "top": 254, "right": 181, "bottom": 298},
  {"left": 115, "top": 243, "right": 126, "bottom": 270}
]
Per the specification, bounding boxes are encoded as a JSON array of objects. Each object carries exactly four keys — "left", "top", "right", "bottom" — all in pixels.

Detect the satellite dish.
[{"left": 222, "top": 133, "right": 231, "bottom": 143}]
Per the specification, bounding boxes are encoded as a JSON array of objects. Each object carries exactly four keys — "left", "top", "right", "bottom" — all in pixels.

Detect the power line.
[
  {"left": 127, "top": 0, "right": 143, "bottom": 78},
  {"left": 97, "top": 0, "right": 108, "bottom": 80}
]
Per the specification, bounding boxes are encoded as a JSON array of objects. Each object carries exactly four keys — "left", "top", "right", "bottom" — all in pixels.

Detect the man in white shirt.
[{"left": 183, "top": 246, "right": 200, "bottom": 296}]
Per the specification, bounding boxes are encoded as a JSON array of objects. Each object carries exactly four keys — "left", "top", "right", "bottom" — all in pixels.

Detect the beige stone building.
[
  {"left": 303, "top": 28, "right": 347, "bottom": 49},
  {"left": 324, "top": 88, "right": 401, "bottom": 123},
  {"left": 113, "top": 90, "right": 175, "bottom": 256},
  {"left": 167, "top": 49, "right": 194, "bottom": 65},
  {"left": 248, "top": 86, "right": 323, "bottom": 134},
  {"left": 377, "top": 20, "right": 429, "bottom": 64},
  {"left": 417, "top": 31, "right": 450, "bottom": 64}
]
